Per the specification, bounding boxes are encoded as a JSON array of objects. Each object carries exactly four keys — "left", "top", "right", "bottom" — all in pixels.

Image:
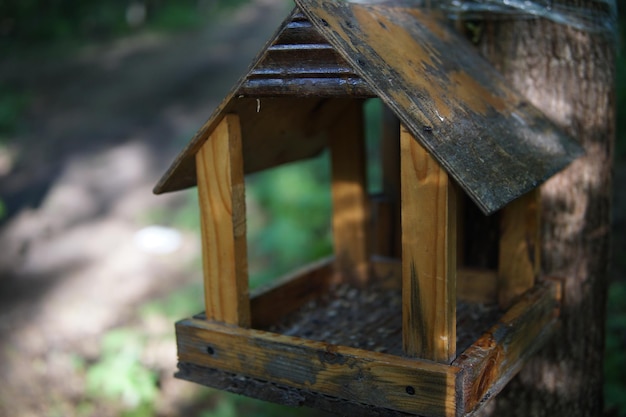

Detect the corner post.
[
  {"left": 196, "top": 114, "right": 250, "bottom": 327},
  {"left": 498, "top": 188, "right": 540, "bottom": 308},
  {"left": 401, "top": 124, "right": 457, "bottom": 363},
  {"left": 329, "top": 101, "right": 370, "bottom": 287}
]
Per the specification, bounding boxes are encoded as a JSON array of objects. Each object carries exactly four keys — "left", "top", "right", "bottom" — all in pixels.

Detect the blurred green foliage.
[
  {"left": 246, "top": 153, "right": 333, "bottom": 287},
  {"left": 0, "top": 0, "right": 251, "bottom": 48},
  {"left": 606, "top": 281, "right": 626, "bottom": 416},
  {"left": 85, "top": 328, "right": 160, "bottom": 413},
  {"left": 0, "top": 0, "right": 623, "bottom": 414},
  {"left": 0, "top": 85, "right": 30, "bottom": 140}
]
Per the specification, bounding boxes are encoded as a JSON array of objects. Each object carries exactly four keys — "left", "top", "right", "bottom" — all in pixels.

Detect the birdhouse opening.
[
  {"left": 245, "top": 97, "right": 514, "bottom": 359},
  {"left": 244, "top": 151, "right": 333, "bottom": 289}
]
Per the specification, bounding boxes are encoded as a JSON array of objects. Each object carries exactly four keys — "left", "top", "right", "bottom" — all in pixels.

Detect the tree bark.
[{"left": 466, "top": 6, "right": 615, "bottom": 417}]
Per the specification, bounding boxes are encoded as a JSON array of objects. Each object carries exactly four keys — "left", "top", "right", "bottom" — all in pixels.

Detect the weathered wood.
[
  {"left": 295, "top": 0, "right": 583, "bottom": 214},
  {"left": 456, "top": 268, "right": 498, "bottom": 305},
  {"left": 473, "top": 8, "right": 614, "bottom": 416},
  {"left": 453, "top": 281, "right": 560, "bottom": 414},
  {"left": 498, "top": 189, "right": 540, "bottom": 309},
  {"left": 176, "top": 364, "right": 418, "bottom": 417},
  {"left": 240, "top": 10, "right": 373, "bottom": 97},
  {"left": 155, "top": 95, "right": 354, "bottom": 194},
  {"left": 251, "top": 257, "right": 334, "bottom": 329},
  {"left": 176, "top": 318, "right": 461, "bottom": 417},
  {"left": 196, "top": 114, "right": 250, "bottom": 327},
  {"left": 401, "top": 124, "right": 457, "bottom": 363},
  {"left": 369, "top": 193, "right": 394, "bottom": 258},
  {"left": 371, "top": 258, "right": 497, "bottom": 304},
  {"left": 330, "top": 101, "right": 370, "bottom": 286}
]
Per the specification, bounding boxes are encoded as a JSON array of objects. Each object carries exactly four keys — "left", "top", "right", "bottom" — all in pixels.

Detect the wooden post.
[
  {"left": 498, "top": 189, "right": 540, "bottom": 309},
  {"left": 329, "top": 101, "right": 370, "bottom": 286},
  {"left": 401, "top": 124, "right": 456, "bottom": 363},
  {"left": 196, "top": 114, "right": 250, "bottom": 327}
]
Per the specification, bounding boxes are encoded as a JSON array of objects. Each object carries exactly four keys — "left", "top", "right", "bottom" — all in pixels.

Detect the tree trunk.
[{"left": 465, "top": 6, "right": 615, "bottom": 417}]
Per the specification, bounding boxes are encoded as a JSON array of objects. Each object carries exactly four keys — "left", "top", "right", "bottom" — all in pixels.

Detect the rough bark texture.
[{"left": 467, "top": 6, "right": 615, "bottom": 417}]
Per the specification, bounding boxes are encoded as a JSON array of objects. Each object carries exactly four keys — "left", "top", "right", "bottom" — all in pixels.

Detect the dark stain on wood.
[
  {"left": 294, "top": 0, "right": 583, "bottom": 214},
  {"left": 156, "top": 2, "right": 582, "bottom": 216}
]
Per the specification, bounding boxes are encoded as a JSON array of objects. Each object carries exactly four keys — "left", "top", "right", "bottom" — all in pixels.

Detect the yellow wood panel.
[
  {"left": 330, "top": 101, "right": 370, "bottom": 286},
  {"left": 498, "top": 189, "right": 540, "bottom": 309},
  {"left": 196, "top": 114, "right": 250, "bottom": 327},
  {"left": 177, "top": 319, "right": 460, "bottom": 417},
  {"left": 401, "top": 124, "right": 457, "bottom": 363}
]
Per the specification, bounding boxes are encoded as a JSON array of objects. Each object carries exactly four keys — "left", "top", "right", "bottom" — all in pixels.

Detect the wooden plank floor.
[{"left": 261, "top": 282, "right": 502, "bottom": 359}]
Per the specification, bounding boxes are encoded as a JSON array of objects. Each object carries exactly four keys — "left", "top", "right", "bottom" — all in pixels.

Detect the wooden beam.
[
  {"left": 454, "top": 281, "right": 560, "bottom": 414},
  {"left": 250, "top": 257, "right": 334, "bottom": 328},
  {"left": 371, "top": 258, "right": 497, "bottom": 304},
  {"left": 196, "top": 114, "right": 250, "bottom": 327},
  {"left": 369, "top": 193, "right": 394, "bottom": 258},
  {"left": 401, "top": 124, "right": 457, "bottom": 363},
  {"left": 176, "top": 318, "right": 460, "bottom": 417},
  {"left": 329, "top": 101, "right": 370, "bottom": 286},
  {"left": 498, "top": 189, "right": 540, "bottom": 309}
]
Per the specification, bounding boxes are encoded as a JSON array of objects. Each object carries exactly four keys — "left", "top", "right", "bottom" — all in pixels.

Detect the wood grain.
[
  {"left": 251, "top": 257, "right": 333, "bottom": 328},
  {"left": 240, "top": 10, "right": 373, "bottom": 98},
  {"left": 176, "top": 318, "right": 460, "bottom": 417},
  {"left": 293, "top": 0, "right": 583, "bottom": 214},
  {"left": 177, "top": 364, "right": 425, "bottom": 417},
  {"left": 330, "top": 101, "right": 370, "bottom": 286},
  {"left": 453, "top": 281, "right": 560, "bottom": 414},
  {"left": 401, "top": 124, "right": 457, "bottom": 363},
  {"left": 498, "top": 189, "right": 540, "bottom": 309},
  {"left": 196, "top": 114, "right": 250, "bottom": 327}
]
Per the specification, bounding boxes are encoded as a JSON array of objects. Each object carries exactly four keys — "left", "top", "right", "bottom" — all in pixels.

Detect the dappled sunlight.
[{"left": 0, "top": 1, "right": 293, "bottom": 415}]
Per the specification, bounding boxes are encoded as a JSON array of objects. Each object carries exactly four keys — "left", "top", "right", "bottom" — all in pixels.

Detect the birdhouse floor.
[
  {"left": 175, "top": 257, "right": 561, "bottom": 417},
  {"left": 263, "top": 282, "right": 503, "bottom": 359}
]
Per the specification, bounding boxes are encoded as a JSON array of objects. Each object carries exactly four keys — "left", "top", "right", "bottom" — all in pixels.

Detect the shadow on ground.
[{"left": 0, "top": 1, "right": 293, "bottom": 416}]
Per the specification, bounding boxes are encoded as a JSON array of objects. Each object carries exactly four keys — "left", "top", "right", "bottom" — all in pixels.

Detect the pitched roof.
[{"left": 154, "top": 0, "right": 582, "bottom": 215}]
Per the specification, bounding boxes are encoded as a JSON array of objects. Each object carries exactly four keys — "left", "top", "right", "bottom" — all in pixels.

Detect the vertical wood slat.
[
  {"left": 196, "top": 114, "right": 250, "bottom": 327},
  {"left": 401, "top": 124, "right": 457, "bottom": 363},
  {"left": 498, "top": 188, "right": 541, "bottom": 309},
  {"left": 329, "top": 101, "right": 370, "bottom": 286}
]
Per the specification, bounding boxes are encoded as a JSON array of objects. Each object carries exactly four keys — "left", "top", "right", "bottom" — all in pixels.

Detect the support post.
[
  {"left": 329, "top": 101, "right": 370, "bottom": 286},
  {"left": 498, "top": 188, "right": 540, "bottom": 308},
  {"left": 401, "top": 124, "right": 456, "bottom": 363},
  {"left": 196, "top": 114, "right": 250, "bottom": 327}
]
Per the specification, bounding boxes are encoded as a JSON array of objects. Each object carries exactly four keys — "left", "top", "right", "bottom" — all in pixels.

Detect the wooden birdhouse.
[{"left": 154, "top": 1, "right": 582, "bottom": 416}]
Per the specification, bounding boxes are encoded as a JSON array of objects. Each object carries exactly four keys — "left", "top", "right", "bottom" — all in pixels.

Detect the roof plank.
[{"left": 295, "top": 0, "right": 583, "bottom": 214}]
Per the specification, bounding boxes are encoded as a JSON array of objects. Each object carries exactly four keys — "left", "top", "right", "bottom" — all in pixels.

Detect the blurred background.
[{"left": 0, "top": 1, "right": 623, "bottom": 416}]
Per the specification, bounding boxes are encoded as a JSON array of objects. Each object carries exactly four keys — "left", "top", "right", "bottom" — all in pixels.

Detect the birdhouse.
[{"left": 154, "top": 1, "right": 582, "bottom": 416}]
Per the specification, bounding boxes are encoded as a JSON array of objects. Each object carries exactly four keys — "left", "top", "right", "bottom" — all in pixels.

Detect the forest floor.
[
  {"left": 0, "top": 1, "right": 624, "bottom": 416},
  {"left": 0, "top": 1, "right": 295, "bottom": 416}
]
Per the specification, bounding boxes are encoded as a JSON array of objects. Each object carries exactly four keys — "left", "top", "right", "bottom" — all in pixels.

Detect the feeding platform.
[{"left": 154, "top": 0, "right": 581, "bottom": 416}]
